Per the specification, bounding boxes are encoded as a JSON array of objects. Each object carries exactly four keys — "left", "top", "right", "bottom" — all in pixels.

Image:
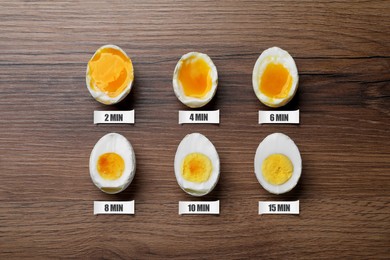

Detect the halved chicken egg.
[
  {"left": 89, "top": 133, "right": 136, "bottom": 194},
  {"left": 252, "top": 47, "right": 298, "bottom": 107},
  {"left": 254, "top": 133, "right": 302, "bottom": 194},
  {"left": 173, "top": 52, "right": 218, "bottom": 108},
  {"left": 174, "top": 133, "right": 220, "bottom": 196},
  {"left": 86, "top": 45, "right": 134, "bottom": 105}
]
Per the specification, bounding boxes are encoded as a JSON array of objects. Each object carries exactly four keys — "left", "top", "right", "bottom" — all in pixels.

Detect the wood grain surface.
[{"left": 0, "top": 0, "right": 389, "bottom": 259}]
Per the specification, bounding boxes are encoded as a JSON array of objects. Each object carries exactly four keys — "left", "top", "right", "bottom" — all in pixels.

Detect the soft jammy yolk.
[
  {"left": 262, "top": 154, "right": 293, "bottom": 185},
  {"left": 178, "top": 57, "right": 212, "bottom": 98},
  {"left": 97, "top": 152, "right": 125, "bottom": 180},
  {"left": 88, "top": 47, "right": 133, "bottom": 98},
  {"left": 181, "top": 153, "right": 212, "bottom": 183},
  {"left": 260, "top": 63, "right": 292, "bottom": 99}
]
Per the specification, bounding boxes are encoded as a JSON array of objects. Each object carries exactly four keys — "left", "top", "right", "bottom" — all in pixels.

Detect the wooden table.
[{"left": 1, "top": 1, "right": 389, "bottom": 258}]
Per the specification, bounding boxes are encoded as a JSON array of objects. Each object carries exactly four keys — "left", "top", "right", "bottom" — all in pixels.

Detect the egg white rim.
[
  {"left": 173, "top": 52, "right": 218, "bottom": 108},
  {"left": 89, "top": 133, "right": 136, "bottom": 194},
  {"left": 174, "top": 133, "right": 220, "bottom": 196},
  {"left": 86, "top": 44, "right": 134, "bottom": 105},
  {"left": 252, "top": 46, "right": 299, "bottom": 108},
  {"left": 254, "top": 133, "right": 302, "bottom": 194}
]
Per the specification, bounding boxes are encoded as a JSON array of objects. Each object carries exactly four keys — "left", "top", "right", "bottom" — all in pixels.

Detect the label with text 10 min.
[{"left": 179, "top": 200, "right": 220, "bottom": 215}]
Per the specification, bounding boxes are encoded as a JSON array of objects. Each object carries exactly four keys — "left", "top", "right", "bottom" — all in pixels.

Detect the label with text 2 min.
[
  {"left": 94, "top": 201, "right": 135, "bottom": 215},
  {"left": 94, "top": 110, "right": 135, "bottom": 124},
  {"left": 258, "top": 109, "right": 299, "bottom": 124},
  {"left": 179, "top": 200, "right": 219, "bottom": 215},
  {"left": 258, "top": 200, "right": 299, "bottom": 215},
  {"left": 179, "top": 110, "right": 219, "bottom": 124}
]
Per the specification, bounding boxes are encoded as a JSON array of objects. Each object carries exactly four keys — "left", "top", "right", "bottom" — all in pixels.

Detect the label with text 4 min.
[{"left": 179, "top": 110, "right": 219, "bottom": 124}]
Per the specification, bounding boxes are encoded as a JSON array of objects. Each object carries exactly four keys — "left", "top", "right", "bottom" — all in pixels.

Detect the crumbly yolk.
[
  {"left": 178, "top": 56, "right": 212, "bottom": 98},
  {"left": 260, "top": 63, "right": 292, "bottom": 99},
  {"left": 262, "top": 154, "right": 293, "bottom": 185},
  {"left": 181, "top": 153, "right": 212, "bottom": 183},
  {"left": 97, "top": 152, "right": 125, "bottom": 180},
  {"left": 88, "top": 47, "right": 133, "bottom": 98}
]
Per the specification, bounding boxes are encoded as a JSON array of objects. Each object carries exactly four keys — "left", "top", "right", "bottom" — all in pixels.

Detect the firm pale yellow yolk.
[
  {"left": 178, "top": 57, "right": 212, "bottom": 98},
  {"left": 88, "top": 47, "right": 133, "bottom": 98},
  {"left": 181, "top": 153, "right": 212, "bottom": 183},
  {"left": 262, "top": 154, "right": 293, "bottom": 185},
  {"left": 260, "top": 63, "right": 292, "bottom": 99},
  {"left": 97, "top": 152, "right": 125, "bottom": 180}
]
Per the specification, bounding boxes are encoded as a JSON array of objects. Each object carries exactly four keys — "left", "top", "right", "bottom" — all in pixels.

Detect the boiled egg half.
[
  {"left": 86, "top": 45, "right": 134, "bottom": 105},
  {"left": 173, "top": 52, "right": 218, "bottom": 108},
  {"left": 89, "top": 133, "right": 136, "bottom": 194},
  {"left": 252, "top": 47, "right": 298, "bottom": 107},
  {"left": 254, "top": 133, "right": 302, "bottom": 194},
  {"left": 174, "top": 133, "right": 220, "bottom": 196}
]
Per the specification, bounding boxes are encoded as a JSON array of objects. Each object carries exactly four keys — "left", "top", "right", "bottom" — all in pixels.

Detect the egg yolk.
[
  {"left": 88, "top": 47, "right": 133, "bottom": 98},
  {"left": 178, "top": 56, "right": 212, "bottom": 98},
  {"left": 260, "top": 63, "right": 292, "bottom": 99},
  {"left": 262, "top": 154, "right": 293, "bottom": 185},
  {"left": 97, "top": 152, "right": 125, "bottom": 180},
  {"left": 181, "top": 153, "right": 212, "bottom": 183}
]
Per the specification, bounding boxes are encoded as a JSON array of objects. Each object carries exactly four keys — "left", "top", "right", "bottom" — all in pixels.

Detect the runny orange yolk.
[
  {"left": 260, "top": 63, "right": 292, "bottom": 99},
  {"left": 97, "top": 152, "right": 125, "bottom": 180},
  {"left": 178, "top": 56, "right": 212, "bottom": 98},
  {"left": 88, "top": 47, "right": 133, "bottom": 98},
  {"left": 181, "top": 153, "right": 212, "bottom": 183}
]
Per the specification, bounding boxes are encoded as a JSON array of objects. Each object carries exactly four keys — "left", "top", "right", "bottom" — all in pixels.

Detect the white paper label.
[
  {"left": 94, "top": 201, "right": 135, "bottom": 215},
  {"left": 258, "top": 200, "right": 299, "bottom": 215},
  {"left": 179, "top": 200, "right": 220, "bottom": 215},
  {"left": 94, "top": 110, "right": 135, "bottom": 124},
  {"left": 258, "top": 109, "right": 299, "bottom": 124},
  {"left": 178, "top": 110, "right": 220, "bottom": 124}
]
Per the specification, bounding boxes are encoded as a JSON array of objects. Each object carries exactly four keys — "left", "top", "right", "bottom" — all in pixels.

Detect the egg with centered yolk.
[
  {"left": 252, "top": 47, "right": 298, "bottom": 107},
  {"left": 254, "top": 133, "right": 302, "bottom": 194},
  {"left": 173, "top": 52, "right": 218, "bottom": 108},
  {"left": 174, "top": 133, "right": 220, "bottom": 196},
  {"left": 89, "top": 133, "right": 136, "bottom": 194},
  {"left": 86, "top": 45, "right": 134, "bottom": 105}
]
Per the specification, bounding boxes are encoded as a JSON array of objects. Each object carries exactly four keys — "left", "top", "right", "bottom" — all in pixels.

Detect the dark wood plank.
[{"left": 0, "top": 0, "right": 389, "bottom": 258}]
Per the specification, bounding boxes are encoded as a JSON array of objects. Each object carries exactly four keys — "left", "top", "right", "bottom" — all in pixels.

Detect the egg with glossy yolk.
[
  {"left": 173, "top": 52, "right": 218, "bottom": 108},
  {"left": 86, "top": 45, "right": 134, "bottom": 105},
  {"left": 254, "top": 133, "right": 302, "bottom": 194},
  {"left": 89, "top": 133, "right": 136, "bottom": 194},
  {"left": 174, "top": 133, "right": 220, "bottom": 196},
  {"left": 252, "top": 47, "right": 298, "bottom": 107}
]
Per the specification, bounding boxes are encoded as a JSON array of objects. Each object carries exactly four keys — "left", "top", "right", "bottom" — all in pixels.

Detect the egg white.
[
  {"left": 89, "top": 133, "right": 136, "bottom": 194},
  {"left": 174, "top": 133, "right": 220, "bottom": 196},
  {"left": 173, "top": 52, "right": 218, "bottom": 108},
  {"left": 252, "top": 47, "right": 299, "bottom": 107},
  {"left": 254, "top": 133, "right": 302, "bottom": 194},
  {"left": 86, "top": 44, "right": 134, "bottom": 105}
]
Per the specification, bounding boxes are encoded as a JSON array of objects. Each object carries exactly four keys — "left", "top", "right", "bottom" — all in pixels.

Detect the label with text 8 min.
[{"left": 94, "top": 201, "right": 135, "bottom": 215}]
